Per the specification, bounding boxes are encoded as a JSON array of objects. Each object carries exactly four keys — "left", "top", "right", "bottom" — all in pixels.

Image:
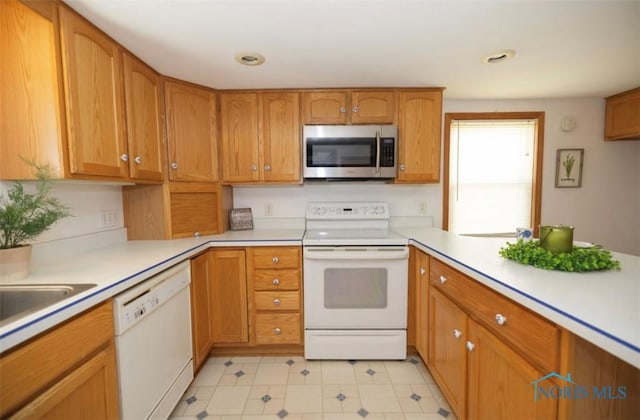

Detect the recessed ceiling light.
[
  {"left": 482, "top": 49, "right": 516, "bottom": 64},
  {"left": 235, "top": 52, "right": 265, "bottom": 66}
]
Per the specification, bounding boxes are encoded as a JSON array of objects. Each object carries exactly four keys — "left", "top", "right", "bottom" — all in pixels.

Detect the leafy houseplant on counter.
[
  {"left": 0, "top": 164, "right": 70, "bottom": 281},
  {"left": 499, "top": 239, "right": 621, "bottom": 272}
]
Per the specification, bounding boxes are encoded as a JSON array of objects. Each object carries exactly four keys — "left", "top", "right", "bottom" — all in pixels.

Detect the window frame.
[{"left": 442, "top": 112, "right": 545, "bottom": 237}]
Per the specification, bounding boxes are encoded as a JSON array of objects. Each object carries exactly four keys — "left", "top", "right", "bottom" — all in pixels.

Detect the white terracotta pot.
[{"left": 0, "top": 245, "right": 32, "bottom": 282}]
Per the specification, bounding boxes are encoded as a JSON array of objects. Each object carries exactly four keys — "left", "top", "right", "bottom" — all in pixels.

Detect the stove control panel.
[{"left": 306, "top": 202, "right": 389, "bottom": 219}]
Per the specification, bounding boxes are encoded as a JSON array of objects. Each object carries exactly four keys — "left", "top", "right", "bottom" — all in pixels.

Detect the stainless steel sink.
[{"left": 0, "top": 283, "right": 96, "bottom": 327}]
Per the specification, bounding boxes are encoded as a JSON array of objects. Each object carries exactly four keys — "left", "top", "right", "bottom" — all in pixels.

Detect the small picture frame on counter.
[
  {"left": 555, "top": 148, "right": 584, "bottom": 188},
  {"left": 230, "top": 208, "right": 254, "bottom": 230}
]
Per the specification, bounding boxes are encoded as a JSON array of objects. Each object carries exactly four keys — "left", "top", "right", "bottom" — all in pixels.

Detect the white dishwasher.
[{"left": 113, "top": 260, "right": 193, "bottom": 420}]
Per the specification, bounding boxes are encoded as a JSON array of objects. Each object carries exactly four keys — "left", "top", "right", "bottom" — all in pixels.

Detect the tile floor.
[{"left": 170, "top": 356, "right": 456, "bottom": 420}]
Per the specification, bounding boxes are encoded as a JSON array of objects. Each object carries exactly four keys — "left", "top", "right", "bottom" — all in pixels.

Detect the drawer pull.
[
  {"left": 466, "top": 341, "right": 475, "bottom": 352},
  {"left": 272, "top": 256, "right": 279, "bottom": 264},
  {"left": 420, "top": 267, "right": 426, "bottom": 275},
  {"left": 453, "top": 329, "right": 462, "bottom": 339},
  {"left": 273, "top": 299, "right": 281, "bottom": 306},
  {"left": 274, "top": 327, "right": 281, "bottom": 335},
  {"left": 495, "top": 313, "right": 507, "bottom": 325},
  {"left": 272, "top": 278, "right": 280, "bottom": 286},
  {"left": 439, "top": 275, "right": 447, "bottom": 284}
]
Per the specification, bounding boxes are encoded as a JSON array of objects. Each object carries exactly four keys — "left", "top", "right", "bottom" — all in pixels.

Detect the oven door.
[{"left": 303, "top": 246, "right": 409, "bottom": 329}]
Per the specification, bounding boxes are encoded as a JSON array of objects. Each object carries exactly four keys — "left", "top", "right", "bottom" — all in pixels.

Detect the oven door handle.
[{"left": 304, "top": 246, "right": 409, "bottom": 260}]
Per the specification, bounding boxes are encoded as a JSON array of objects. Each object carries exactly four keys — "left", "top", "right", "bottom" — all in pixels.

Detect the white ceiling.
[{"left": 65, "top": 0, "right": 640, "bottom": 100}]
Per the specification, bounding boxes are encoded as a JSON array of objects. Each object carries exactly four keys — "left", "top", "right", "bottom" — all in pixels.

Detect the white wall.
[{"left": 0, "top": 180, "right": 124, "bottom": 245}]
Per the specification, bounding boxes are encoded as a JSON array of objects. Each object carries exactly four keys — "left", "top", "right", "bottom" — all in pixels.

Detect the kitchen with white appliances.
[{"left": 1, "top": 0, "right": 639, "bottom": 419}]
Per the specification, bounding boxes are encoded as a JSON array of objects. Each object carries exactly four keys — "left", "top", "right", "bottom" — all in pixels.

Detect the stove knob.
[
  {"left": 375, "top": 206, "right": 385, "bottom": 215},
  {"left": 368, "top": 206, "right": 376, "bottom": 214},
  {"left": 319, "top": 207, "right": 327, "bottom": 215},
  {"left": 360, "top": 207, "right": 368, "bottom": 215}
]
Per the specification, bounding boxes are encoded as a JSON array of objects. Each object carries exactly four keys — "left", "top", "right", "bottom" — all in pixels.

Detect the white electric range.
[{"left": 302, "top": 202, "right": 409, "bottom": 360}]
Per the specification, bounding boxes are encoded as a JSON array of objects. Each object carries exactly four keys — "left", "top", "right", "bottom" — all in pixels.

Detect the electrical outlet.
[
  {"left": 264, "top": 202, "right": 273, "bottom": 217},
  {"left": 99, "top": 209, "right": 119, "bottom": 229},
  {"left": 418, "top": 201, "right": 428, "bottom": 215}
]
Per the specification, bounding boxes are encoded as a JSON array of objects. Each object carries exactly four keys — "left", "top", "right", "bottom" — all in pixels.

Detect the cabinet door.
[
  {"left": 210, "top": 250, "right": 249, "bottom": 343},
  {"left": 397, "top": 90, "right": 442, "bottom": 183},
  {"left": 261, "top": 92, "right": 301, "bottom": 182},
  {"left": 190, "top": 253, "right": 214, "bottom": 371},
  {"left": 122, "top": 53, "right": 165, "bottom": 181},
  {"left": 0, "top": 0, "right": 66, "bottom": 179},
  {"left": 351, "top": 91, "right": 395, "bottom": 124},
  {"left": 169, "top": 183, "right": 222, "bottom": 238},
  {"left": 302, "top": 91, "right": 348, "bottom": 124},
  {"left": 414, "top": 249, "right": 430, "bottom": 360},
  {"left": 429, "top": 287, "right": 467, "bottom": 419},
  {"left": 467, "top": 320, "right": 557, "bottom": 419},
  {"left": 59, "top": 7, "right": 128, "bottom": 179},
  {"left": 605, "top": 88, "right": 640, "bottom": 140},
  {"left": 220, "top": 93, "right": 260, "bottom": 182},
  {"left": 164, "top": 80, "right": 219, "bottom": 181},
  {"left": 11, "top": 343, "right": 119, "bottom": 419}
]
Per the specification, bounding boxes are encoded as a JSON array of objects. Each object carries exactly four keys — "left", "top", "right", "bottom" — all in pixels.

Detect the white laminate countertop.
[
  {"left": 398, "top": 227, "right": 640, "bottom": 369},
  {"left": 1, "top": 227, "right": 639, "bottom": 370},
  {"left": 0, "top": 228, "right": 305, "bottom": 353}
]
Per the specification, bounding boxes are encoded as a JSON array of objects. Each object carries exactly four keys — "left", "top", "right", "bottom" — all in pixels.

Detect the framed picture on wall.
[{"left": 555, "top": 149, "right": 584, "bottom": 188}]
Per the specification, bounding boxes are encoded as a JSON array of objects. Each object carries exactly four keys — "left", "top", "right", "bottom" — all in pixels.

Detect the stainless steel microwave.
[{"left": 303, "top": 125, "right": 398, "bottom": 180}]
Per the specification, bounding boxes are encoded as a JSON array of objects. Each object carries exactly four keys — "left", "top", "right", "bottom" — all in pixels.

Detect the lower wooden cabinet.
[
  {"left": 210, "top": 249, "right": 249, "bottom": 344},
  {"left": 190, "top": 252, "right": 215, "bottom": 371},
  {"left": 429, "top": 287, "right": 468, "bottom": 419},
  {"left": 413, "top": 247, "right": 430, "bottom": 360},
  {"left": 0, "top": 301, "right": 119, "bottom": 418},
  {"left": 467, "top": 320, "right": 556, "bottom": 419}
]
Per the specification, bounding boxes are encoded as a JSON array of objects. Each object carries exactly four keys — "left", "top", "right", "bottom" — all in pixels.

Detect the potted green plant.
[{"left": 0, "top": 164, "right": 70, "bottom": 281}]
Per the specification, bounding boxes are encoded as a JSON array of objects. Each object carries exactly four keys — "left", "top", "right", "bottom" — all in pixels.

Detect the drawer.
[
  {"left": 430, "top": 258, "right": 560, "bottom": 372},
  {"left": 252, "top": 247, "right": 300, "bottom": 269},
  {"left": 255, "top": 313, "right": 301, "bottom": 344},
  {"left": 254, "top": 269, "right": 300, "bottom": 290},
  {"left": 255, "top": 291, "right": 300, "bottom": 311}
]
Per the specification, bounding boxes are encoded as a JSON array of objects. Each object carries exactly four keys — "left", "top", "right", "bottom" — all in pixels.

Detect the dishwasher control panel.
[{"left": 113, "top": 261, "right": 191, "bottom": 335}]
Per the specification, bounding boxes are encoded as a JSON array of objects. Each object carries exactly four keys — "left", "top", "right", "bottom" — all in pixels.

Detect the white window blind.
[{"left": 449, "top": 119, "right": 536, "bottom": 235}]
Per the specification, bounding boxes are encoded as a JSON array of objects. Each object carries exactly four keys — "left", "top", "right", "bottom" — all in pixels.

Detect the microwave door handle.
[{"left": 375, "top": 130, "right": 381, "bottom": 173}]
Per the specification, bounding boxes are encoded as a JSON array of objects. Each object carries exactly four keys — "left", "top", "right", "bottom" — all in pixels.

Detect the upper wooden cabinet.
[
  {"left": 220, "top": 91, "right": 301, "bottom": 184},
  {"left": 122, "top": 53, "right": 165, "bottom": 181},
  {"left": 302, "top": 90, "right": 395, "bottom": 125},
  {"left": 59, "top": 6, "right": 128, "bottom": 179},
  {"left": 0, "top": 0, "right": 66, "bottom": 179},
  {"left": 605, "top": 87, "right": 640, "bottom": 140},
  {"left": 396, "top": 89, "right": 443, "bottom": 183},
  {"left": 164, "top": 80, "right": 219, "bottom": 182}
]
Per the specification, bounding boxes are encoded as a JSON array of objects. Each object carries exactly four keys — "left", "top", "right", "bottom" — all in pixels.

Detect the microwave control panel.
[{"left": 380, "top": 138, "right": 395, "bottom": 167}]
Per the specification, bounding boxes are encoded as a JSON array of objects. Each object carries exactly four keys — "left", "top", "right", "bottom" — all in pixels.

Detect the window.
[{"left": 443, "top": 113, "right": 544, "bottom": 236}]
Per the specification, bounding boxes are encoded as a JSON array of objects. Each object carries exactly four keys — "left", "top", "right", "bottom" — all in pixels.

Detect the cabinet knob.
[
  {"left": 264, "top": 165, "right": 271, "bottom": 171},
  {"left": 339, "top": 106, "right": 346, "bottom": 113},
  {"left": 420, "top": 267, "right": 426, "bottom": 275},
  {"left": 251, "top": 164, "right": 258, "bottom": 172},
  {"left": 134, "top": 156, "right": 142, "bottom": 164},
  {"left": 399, "top": 164, "right": 406, "bottom": 171},
  {"left": 272, "top": 278, "right": 280, "bottom": 286},
  {"left": 120, "top": 154, "right": 129, "bottom": 162},
  {"left": 453, "top": 329, "right": 462, "bottom": 339},
  {"left": 495, "top": 314, "right": 507, "bottom": 325},
  {"left": 466, "top": 341, "right": 475, "bottom": 352},
  {"left": 272, "top": 256, "right": 279, "bottom": 264},
  {"left": 194, "top": 232, "right": 200, "bottom": 238},
  {"left": 170, "top": 162, "right": 178, "bottom": 170},
  {"left": 439, "top": 275, "right": 447, "bottom": 284},
  {"left": 273, "top": 299, "right": 281, "bottom": 306},
  {"left": 353, "top": 106, "right": 359, "bottom": 113},
  {"left": 274, "top": 327, "right": 281, "bottom": 335}
]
